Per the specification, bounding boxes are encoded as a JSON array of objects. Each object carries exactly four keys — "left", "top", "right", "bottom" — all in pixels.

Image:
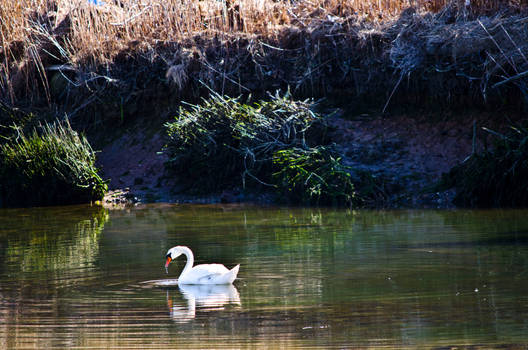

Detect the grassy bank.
[{"left": 165, "top": 91, "right": 360, "bottom": 206}]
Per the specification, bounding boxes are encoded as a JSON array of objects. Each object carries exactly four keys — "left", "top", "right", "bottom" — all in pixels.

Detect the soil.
[
  {"left": 328, "top": 111, "right": 478, "bottom": 208},
  {"left": 97, "top": 128, "right": 172, "bottom": 205},
  {"left": 96, "top": 109, "right": 491, "bottom": 209}
]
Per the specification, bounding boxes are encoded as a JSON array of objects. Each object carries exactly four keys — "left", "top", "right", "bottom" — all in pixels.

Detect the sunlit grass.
[
  {"left": 0, "top": 0, "right": 520, "bottom": 100},
  {"left": 1, "top": 0, "right": 515, "bottom": 58},
  {"left": 0, "top": 118, "right": 107, "bottom": 206}
]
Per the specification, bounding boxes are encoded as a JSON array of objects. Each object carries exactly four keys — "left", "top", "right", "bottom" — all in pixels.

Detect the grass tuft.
[
  {"left": 0, "top": 118, "right": 107, "bottom": 207},
  {"left": 165, "top": 90, "right": 328, "bottom": 192},
  {"left": 272, "top": 146, "right": 357, "bottom": 206}
]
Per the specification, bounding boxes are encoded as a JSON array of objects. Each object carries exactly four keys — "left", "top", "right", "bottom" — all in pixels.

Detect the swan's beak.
[{"left": 165, "top": 257, "right": 172, "bottom": 274}]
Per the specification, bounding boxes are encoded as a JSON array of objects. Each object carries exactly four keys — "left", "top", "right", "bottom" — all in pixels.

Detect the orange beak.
[{"left": 165, "top": 256, "right": 172, "bottom": 269}]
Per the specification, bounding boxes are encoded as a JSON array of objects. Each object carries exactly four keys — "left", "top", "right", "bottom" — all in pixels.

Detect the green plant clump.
[
  {"left": 272, "top": 146, "right": 357, "bottom": 206},
  {"left": 165, "top": 91, "right": 327, "bottom": 188},
  {"left": 0, "top": 119, "right": 107, "bottom": 207},
  {"left": 442, "top": 125, "right": 528, "bottom": 207},
  {"left": 165, "top": 91, "right": 360, "bottom": 206}
]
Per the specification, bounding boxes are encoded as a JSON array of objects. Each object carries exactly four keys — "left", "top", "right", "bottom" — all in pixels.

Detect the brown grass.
[
  {"left": 1, "top": 0, "right": 521, "bottom": 63},
  {"left": 0, "top": 0, "right": 526, "bottom": 107}
]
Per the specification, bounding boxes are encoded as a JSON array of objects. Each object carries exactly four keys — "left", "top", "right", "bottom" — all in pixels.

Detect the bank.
[{"left": 0, "top": 1, "right": 526, "bottom": 208}]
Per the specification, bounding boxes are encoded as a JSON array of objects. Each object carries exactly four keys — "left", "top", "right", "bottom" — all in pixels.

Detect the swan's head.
[{"left": 165, "top": 246, "right": 186, "bottom": 273}]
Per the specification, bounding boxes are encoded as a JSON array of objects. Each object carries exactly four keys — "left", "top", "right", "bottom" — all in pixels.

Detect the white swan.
[{"left": 165, "top": 246, "right": 240, "bottom": 285}]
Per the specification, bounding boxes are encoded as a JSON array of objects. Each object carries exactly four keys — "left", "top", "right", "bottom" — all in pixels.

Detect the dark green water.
[{"left": 0, "top": 204, "right": 527, "bottom": 349}]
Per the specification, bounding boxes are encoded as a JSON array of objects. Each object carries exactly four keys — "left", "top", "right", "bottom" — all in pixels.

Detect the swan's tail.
[{"left": 227, "top": 264, "right": 240, "bottom": 284}]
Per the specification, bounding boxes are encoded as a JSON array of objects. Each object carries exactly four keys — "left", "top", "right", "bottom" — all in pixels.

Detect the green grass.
[
  {"left": 272, "top": 146, "right": 357, "bottom": 206},
  {"left": 0, "top": 119, "right": 107, "bottom": 207},
  {"left": 165, "top": 91, "right": 328, "bottom": 190},
  {"left": 165, "top": 91, "right": 364, "bottom": 206}
]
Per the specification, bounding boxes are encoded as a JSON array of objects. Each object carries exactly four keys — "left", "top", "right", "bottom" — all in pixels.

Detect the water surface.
[{"left": 1, "top": 205, "right": 527, "bottom": 349}]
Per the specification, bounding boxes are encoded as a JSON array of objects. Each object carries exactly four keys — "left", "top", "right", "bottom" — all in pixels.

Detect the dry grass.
[
  {"left": 1, "top": 0, "right": 522, "bottom": 63},
  {"left": 0, "top": 0, "right": 526, "bottom": 106}
]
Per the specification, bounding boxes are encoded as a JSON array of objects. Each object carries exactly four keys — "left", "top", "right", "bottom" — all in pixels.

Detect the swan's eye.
[{"left": 166, "top": 254, "right": 171, "bottom": 259}]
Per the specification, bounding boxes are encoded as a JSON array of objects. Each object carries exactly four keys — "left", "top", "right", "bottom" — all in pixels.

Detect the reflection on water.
[
  {"left": 168, "top": 284, "right": 241, "bottom": 323},
  {"left": 0, "top": 205, "right": 527, "bottom": 349},
  {"left": 0, "top": 205, "right": 108, "bottom": 284}
]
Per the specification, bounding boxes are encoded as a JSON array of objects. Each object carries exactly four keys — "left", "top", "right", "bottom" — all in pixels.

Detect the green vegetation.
[
  {"left": 165, "top": 90, "right": 326, "bottom": 190},
  {"left": 441, "top": 125, "right": 528, "bottom": 207},
  {"left": 272, "top": 146, "right": 357, "bottom": 206},
  {"left": 165, "top": 91, "right": 362, "bottom": 206},
  {"left": 0, "top": 119, "right": 107, "bottom": 207}
]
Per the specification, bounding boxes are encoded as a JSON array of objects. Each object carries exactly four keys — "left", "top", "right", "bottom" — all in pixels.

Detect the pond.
[{"left": 0, "top": 204, "right": 527, "bottom": 349}]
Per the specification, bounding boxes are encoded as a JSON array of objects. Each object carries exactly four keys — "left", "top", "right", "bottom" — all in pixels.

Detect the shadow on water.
[{"left": 403, "top": 230, "right": 528, "bottom": 248}]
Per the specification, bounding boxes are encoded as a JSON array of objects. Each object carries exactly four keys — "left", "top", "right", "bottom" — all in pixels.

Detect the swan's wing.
[
  {"left": 179, "top": 264, "right": 232, "bottom": 284},
  {"left": 193, "top": 264, "right": 229, "bottom": 283},
  {"left": 191, "top": 264, "right": 230, "bottom": 275},
  {"left": 197, "top": 272, "right": 224, "bottom": 283}
]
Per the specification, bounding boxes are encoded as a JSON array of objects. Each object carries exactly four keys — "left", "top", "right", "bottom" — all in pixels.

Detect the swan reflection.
[{"left": 168, "top": 284, "right": 241, "bottom": 322}]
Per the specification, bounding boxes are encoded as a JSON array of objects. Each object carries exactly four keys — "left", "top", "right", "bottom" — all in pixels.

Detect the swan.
[{"left": 165, "top": 246, "right": 239, "bottom": 285}]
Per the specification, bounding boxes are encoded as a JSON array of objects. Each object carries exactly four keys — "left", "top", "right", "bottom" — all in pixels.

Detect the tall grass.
[{"left": 1, "top": 0, "right": 524, "bottom": 105}]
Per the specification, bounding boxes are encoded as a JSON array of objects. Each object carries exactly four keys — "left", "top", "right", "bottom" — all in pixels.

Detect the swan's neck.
[{"left": 180, "top": 246, "right": 195, "bottom": 277}]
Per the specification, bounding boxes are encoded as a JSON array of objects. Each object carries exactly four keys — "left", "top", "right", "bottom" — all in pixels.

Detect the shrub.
[
  {"left": 165, "top": 91, "right": 367, "bottom": 206},
  {"left": 165, "top": 91, "right": 328, "bottom": 192},
  {"left": 0, "top": 119, "right": 107, "bottom": 207}
]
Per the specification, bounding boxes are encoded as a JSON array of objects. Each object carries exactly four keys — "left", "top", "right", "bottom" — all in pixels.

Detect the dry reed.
[{"left": 0, "top": 0, "right": 526, "bottom": 107}]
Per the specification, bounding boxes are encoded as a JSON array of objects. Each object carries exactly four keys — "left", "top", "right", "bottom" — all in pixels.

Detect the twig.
[
  {"left": 478, "top": 19, "right": 518, "bottom": 74},
  {"left": 482, "top": 126, "right": 512, "bottom": 141},
  {"left": 110, "top": 6, "right": 153, "bottom": 26},
  {"left": 501, "top": 24, "right": 528, "bottom": 66},
  {"left": 382, "top": 72, "right": 404, "bottom": 113},
  {"left": 492, "top": 70, "right": 528, "bottom": 89},
  {"left": 201, "top": 61, "right": 251, "bottom": 92},
  {"left": 242, "top": 169, "right": 276, "bottom": 188},
  {"left": 259, "top": 41, "right": 302, "bottom": 52},
  {"left": 472, "top": 120, "right": 476, "bottom": 155}
]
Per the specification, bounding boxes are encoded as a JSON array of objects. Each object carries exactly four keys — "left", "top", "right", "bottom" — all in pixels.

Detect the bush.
[
  {"left": 0, "top": 119, "right": 107, "bottom": 207},
  {"left": 165, "top": 91, "right": 364, "bottom": 206},
  {"left": 165, "top": 91, "right": 328, "bottom": 192},
  {"left": 442, "top": 125, "right": 528, "bottom": 207}
]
